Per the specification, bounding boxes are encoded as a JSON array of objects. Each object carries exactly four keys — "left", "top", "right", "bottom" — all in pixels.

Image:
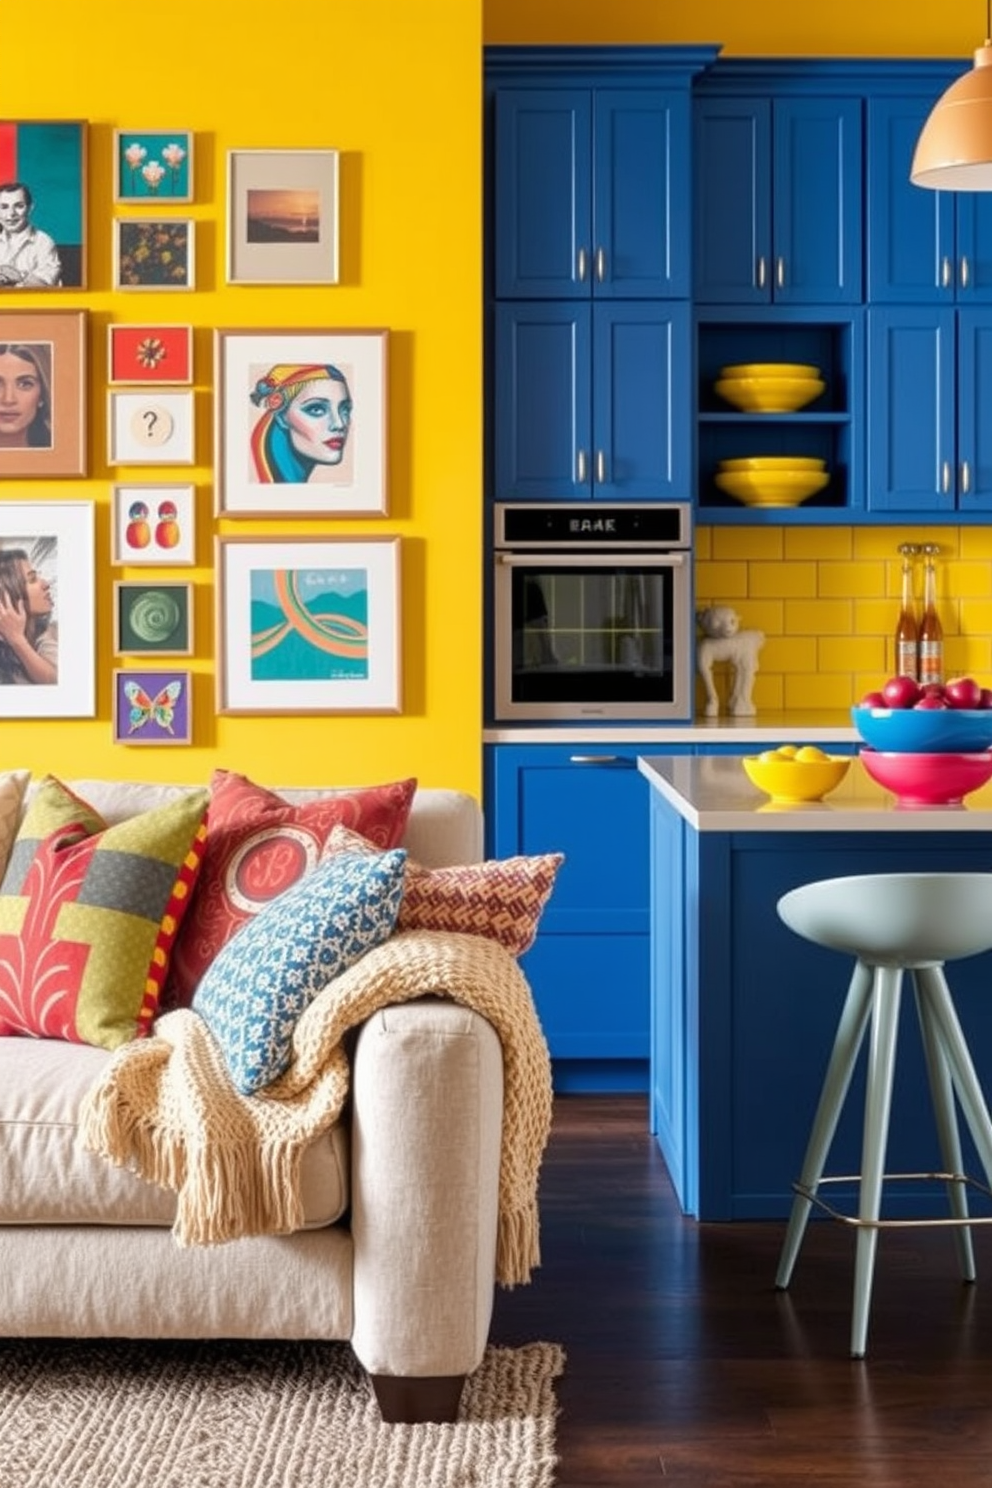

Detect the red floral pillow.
[{"left": 165, "top": 771, "right": 417, "bottom": 1007}]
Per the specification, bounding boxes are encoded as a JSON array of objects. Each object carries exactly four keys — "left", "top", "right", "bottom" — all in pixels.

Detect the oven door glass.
[{"left": 505, "top": 555, "right": 681, "bottom": 708}]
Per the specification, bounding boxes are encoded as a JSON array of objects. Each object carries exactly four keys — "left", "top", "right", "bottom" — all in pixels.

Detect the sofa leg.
[{"left": 370, "top": 1372, "right": 467, "bottom": 1423}]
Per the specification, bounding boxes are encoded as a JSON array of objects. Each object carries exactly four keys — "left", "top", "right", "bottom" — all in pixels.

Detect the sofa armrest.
[{"left": 348, "top": 996, "right": 504, "bottom": 1381}]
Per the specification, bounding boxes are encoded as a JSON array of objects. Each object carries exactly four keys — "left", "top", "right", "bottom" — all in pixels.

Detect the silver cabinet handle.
[
  {"left": 569, "top": 755, "right": 637, "bottom": 768},
  {"left": 942, "top": 460, "right": 951, "bottom": 493},
  {"left": 576, "top": 449, "right": 588, "bottom": 484},
  {"left": 961, "top": 256, "right": 971, "bottom": 289},
  {"left": 595, "top": 450, "right": 606, "bottom": 484},
  {"left": 942, "top": 256, "right": 952, "bottom": 289},
  {"left": 595, "top": 247, "right": 606, "bottom": 283},
  {"left": 756, "top": 256, "right": 767, "bottom": 289},
  {"left": 962, "top": 460, "right": 972, "bottom": 494},
  {"left": 776, "top": 256, "right": 785, "bottom": 289},
  {"left": 577, "top": 247, "right": 588, "bottom": 283}
]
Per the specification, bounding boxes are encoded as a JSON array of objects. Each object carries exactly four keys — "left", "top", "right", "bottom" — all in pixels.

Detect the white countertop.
[
  {"left": 638, "top": 753, "right": 992, "bottom": 832},
  {"left": 484, "top": 711, "right": 859, "bottom": 746}
]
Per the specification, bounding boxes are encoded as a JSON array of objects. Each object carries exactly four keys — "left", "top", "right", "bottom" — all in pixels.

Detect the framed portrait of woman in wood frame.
[{"left": 0, "top": 309, "right": 86, "bottom": 477}]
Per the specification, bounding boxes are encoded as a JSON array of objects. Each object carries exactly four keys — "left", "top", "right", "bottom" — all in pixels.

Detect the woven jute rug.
[{"left": 0, "top": 1338, "right": 565, "bottom": 1488}]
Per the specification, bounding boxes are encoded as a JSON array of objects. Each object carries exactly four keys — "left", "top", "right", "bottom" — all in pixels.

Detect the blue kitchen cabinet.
[
  {"left": 492, "top": 299, "right": 691, "bottom": 501},
  {"left": 693, "top": 94, "right": 862, "bottom": 306},
  {"left": 867, "top": 306, "right": 992, "bottom": 514},
  {"left": 493, "top": 86, "right": 692, "bottom": 300},
  {"left": 866, "top": 92, "right": 992, "bottom": 304}
]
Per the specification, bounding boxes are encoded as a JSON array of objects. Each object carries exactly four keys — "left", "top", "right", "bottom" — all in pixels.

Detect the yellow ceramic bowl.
[
  {"left": 743, "top": 754, "right": 851, "bottom": 803},
  {"left": 714, "top": 469, "right": 830, "bottom": 507},
  {"left": 720, "top": 362, "right": 821, "bottom": 380},
  {"left": 715, "top": 376, "right": 826, "bottom": 412},
  {"left": 718, "top": 455, "right": 826, "bottom": 472}
]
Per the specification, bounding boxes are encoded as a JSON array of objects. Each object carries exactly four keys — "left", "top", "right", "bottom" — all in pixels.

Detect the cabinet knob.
[
  {"left": 962, "top": 459, "right": 972, "bottom": 494},
  {"left": 756, "top": 256, "right": 767, "bottom": 289},
  {"left": 961, "top": 256, "right": 971, "bottom": 289},
  {"left": 576, "top": 449, "right": 588, "bottom": 484},
  {"left": 776, "top": 256, "right": 785, "bottom": 289},
  {"left": 595, "top": 247, "right": 606, "bottom": 283},
  {"left": 595, "top": 450, "right": 606, "bottom": 484},
  {"left": 577, "top": 247, "right": 588, "bottom": 283}
]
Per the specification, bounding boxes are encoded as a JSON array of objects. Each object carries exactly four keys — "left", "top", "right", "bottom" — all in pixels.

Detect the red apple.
[
  {"left": 981, "top": 688, "right": 992, "bottom": 710},
  {"left": 944, "top": 676, "right": 983, "bottom": 710},
  {"left": 915, "top": 694, "right": 948, "bottom": 709},
  {"left": 921, "top": 683, "right": 946, "bottom": 698},
  {"left": 882, "top": 675, "right": 922, "bottom": 709},
  {"left": 859, "top": 690, "right": 886, "bottom": 709}
]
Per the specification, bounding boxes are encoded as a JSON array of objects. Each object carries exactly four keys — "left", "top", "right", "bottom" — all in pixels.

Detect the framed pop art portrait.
[
  {"left": 215, "top": 328, "right": 387, "bottom": 518},
  {"left": 108, "top": 389, "right": 195, "bottom": 465},
  {"left": 227, "top": 148, "right": 338, "bottom": 285},
  {"left": 0, "top": 501, "right": 94, "bottom": 719},
  {"left": 114, "top": 218, "right": 194, "bottom": 290},
  {"left": 217, "top": 535, "right": 401, "bottom": 716},
  {"left": 113, "top": 581, "right": 193, "bottom": 658},
  {"left": 113, "top": 131, "right": 193, "bottom": 204},
  {"left": 112, "top": 667, "right": 192, "bottom": 745},
  {"left": 0, "top": 309, "right": 86, "bottom": 478},
  {"left": 111, "top": 483, "right": 195, "bottom": 566},
  {"left": 0, "top": 120, "right": 87, "bottom": 289},
  {"left": 108, "top": 324, "right": 192, "bottom": 385}
]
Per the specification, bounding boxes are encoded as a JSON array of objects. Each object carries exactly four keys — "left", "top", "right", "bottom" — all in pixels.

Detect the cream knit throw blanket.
[{"left": 77, "top": 929, "right": 553, "bottom": 1287}]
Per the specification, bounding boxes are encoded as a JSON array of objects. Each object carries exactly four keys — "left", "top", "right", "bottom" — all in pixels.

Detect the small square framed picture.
[
  {"left": 111, "top": 482, "right": 196, "bottom": 566},
  {"left": 108, "top": 390, "right": 195, "bottom": 465},
  {"left": 114, "top": 218, "right": 195, "bottom": 290},
  {"left": 227, "top": 149, "right": 339, "bottom": 285},
  {"left": 113, "top": 581, "right": 193, "bottom": 658},
  {"left": 114, "top": 130, "right": 193, "bottom": 203},
  {"left": 108, "top": 324, "right": 192, "bottom": 385},
  {"left": 113, "top": 667, "right": 192, "bottom": 745}
]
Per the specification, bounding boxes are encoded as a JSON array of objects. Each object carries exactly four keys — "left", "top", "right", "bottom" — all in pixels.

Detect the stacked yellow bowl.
[
  {"left": 714, "top": 362, "right": 825, "bottom": 413},
  {"left": 714, "top": 454, "right": 829, "bottom": 508}
]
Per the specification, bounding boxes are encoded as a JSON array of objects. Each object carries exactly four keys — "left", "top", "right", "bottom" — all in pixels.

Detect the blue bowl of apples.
[{"left": 852, "top": 675, "right": 992, "bottom": 753}]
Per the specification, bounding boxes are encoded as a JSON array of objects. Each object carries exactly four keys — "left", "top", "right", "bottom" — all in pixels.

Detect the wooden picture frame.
[
  {"left": 114, "top": 218, "right": 194, "bottom": 290},
  {"left": 215, "top": 327, "right": 387, "bottom": 517},
  {"left": 113, "top": 580, "right": 193, "bottom": 657},
  {"left": 216, "top": 534, "right": 401, "bottom": 715},
  {"left": 108, "top": 390, "right": 195, "bottom": 465},
  {"left": 0, "top": 500, "right": 94, "bottom": 718},
  {"left": 113, "top": 130, "right": 193, "bottom": 203},
  {"left": 0, "top": 309, "right": 86, "bottom": 477},
  {"left": 108, "top": 324, "right": 192, "bottom": 385},
  {"left": 113, "top": 667, "right": 192, "bottom": 745},
  {"left": 0, "top": 120, "right": 86, "bottom": 289},
  {"left": 226, "top": 148, "right": 338, "bottom": 285},
  {"left": 111, "top": 483, "right": 196, "bottom": 566}
]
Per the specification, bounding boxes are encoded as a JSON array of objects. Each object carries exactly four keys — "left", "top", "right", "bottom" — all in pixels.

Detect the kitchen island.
[{"left": 639, "top": 753, "right": 992, "bottom": 1221}]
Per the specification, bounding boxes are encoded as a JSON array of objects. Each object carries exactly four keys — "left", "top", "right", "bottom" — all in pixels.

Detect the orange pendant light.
[{"left": 912, "top": 4, "right": 992, "bottom": 189}]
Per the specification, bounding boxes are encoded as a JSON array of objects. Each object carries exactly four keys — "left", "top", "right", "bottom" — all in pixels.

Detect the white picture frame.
[
  {"left": 111, "top": 483, "right": 196, "bottom": 566},
  {"left": 108, "top": 390, "right": 195, "bottom": 465},
  {"left": 227, "top": 148, "right": 339, "bottom": 285}
]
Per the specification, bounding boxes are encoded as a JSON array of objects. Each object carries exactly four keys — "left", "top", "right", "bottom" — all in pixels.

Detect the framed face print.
[
  {"left": 215, "top": 328, "right": 387, "bottom": 518},
  {"left": 0, "top": 120, "right": 87, "bottom": 289},
  {"left": 0, "top": 309, "right": 86, "bottom": 478}
]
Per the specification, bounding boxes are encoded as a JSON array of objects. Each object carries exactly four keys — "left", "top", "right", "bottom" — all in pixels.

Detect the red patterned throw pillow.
[
  {"left": 165, "top": 770, "right": 417, "bottom": 1006},
  {"left": 327, "top": 824, "right": 563, "bottom": 956},
  {"left": 0, "top": 776, "right": 208, "bottom": 1049}
]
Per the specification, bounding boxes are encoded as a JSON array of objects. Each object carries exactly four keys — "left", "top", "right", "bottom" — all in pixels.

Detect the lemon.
[
  {"left": 758, "top": 749, "right": 784, "bottom": 761},
  {"left": 776, "top": 745, "right": 799, "bottom": 758},
  {"left": 795, "top": 745, "right": 829, "bottom": 762}
]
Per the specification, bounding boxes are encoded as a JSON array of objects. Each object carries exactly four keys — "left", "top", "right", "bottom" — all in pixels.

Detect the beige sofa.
[{"left": 0, "top": 781, "right": 505, "bottom": 1423}]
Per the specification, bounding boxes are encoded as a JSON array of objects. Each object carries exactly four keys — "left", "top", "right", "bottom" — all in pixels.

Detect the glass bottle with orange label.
[
  {"left": 918, "top": 545, "right": 944, "bottom": 688},
  {"left": 895, "top": 542, "right": 919, "bottom": 681}
]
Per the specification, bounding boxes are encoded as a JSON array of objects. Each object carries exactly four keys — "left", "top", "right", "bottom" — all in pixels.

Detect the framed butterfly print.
[{"left": 112, "top": 667, "right": 191, "bottom": 745}]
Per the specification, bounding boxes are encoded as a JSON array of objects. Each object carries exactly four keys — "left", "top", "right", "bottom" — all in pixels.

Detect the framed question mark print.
[{"left": 107, "top": 389, "right": 195, "bottom": 465}]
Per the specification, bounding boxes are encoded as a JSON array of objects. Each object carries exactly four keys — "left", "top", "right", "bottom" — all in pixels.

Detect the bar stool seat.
[{"left": 774, "top": 872, "right": 992, "bottom": 1358}]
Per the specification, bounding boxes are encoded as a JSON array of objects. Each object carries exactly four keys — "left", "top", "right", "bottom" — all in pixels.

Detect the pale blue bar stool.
[{"left": 774, "top": 872, "right": 992, "bottom": 1358}]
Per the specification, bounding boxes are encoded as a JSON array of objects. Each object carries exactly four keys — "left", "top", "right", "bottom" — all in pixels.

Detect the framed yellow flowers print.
[
  {"left": 113, "top": 131, "right": 193, "bottom": 203},
  {"left": 114, "top": 219, "right": 195, "bottom": 291}
]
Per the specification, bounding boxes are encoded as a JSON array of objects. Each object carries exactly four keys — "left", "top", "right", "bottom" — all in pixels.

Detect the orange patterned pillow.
[{"left": 327, "top": 824, "right": 563, "bottom": 956}]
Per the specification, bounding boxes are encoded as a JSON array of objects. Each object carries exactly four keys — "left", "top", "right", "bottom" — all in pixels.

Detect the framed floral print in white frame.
[
  {"left": 113, "top": 131, "right": 193, "bottom": 204},
  {"left": 227, "top": 148, "right": 338, "bottom": 285},
  {"left": 108, "top": 390, "right": 195, "bottom": 465},
  {"left": 215, "top": 327, "right": 387, "bottom": 518},
  {"left": 217, "top": 534, "right": 401, "bottom": 716},
  {"left": 0, "top": 501, "right": 94, "bottom": 718},
  {"left": 111, "top": 483, "right": 196, "bottom": 566}
]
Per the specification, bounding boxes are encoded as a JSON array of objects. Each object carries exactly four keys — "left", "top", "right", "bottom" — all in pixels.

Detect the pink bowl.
[{"left": 859, "top": 748, "right": 992, "bottom": 805}]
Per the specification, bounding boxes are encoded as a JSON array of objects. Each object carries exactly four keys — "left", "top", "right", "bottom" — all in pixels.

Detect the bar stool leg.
[
  {"left": 917, "top": 967, "right": 992, "bottom": 1191},
  {"left": 912, "top": 972, "right": 976, "bottom": 1282},
  {"left": 776, "top": 960, "right": 874, "bottom": 1291},
  {"left": 851, "top": 965, "right": 903, "bottom": 1359}
]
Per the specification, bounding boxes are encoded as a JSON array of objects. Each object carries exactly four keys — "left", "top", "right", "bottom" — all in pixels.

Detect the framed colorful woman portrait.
[
  {"left": 215, "top": 327, "right": 387, "bottom": 518},
  {"left": 111, "top": 482, "right": 196, "bottom": 566},
  {"left": 226, "top": 149, "right": 338, "bottom": 285},
  {"left": 0, "top": 120, "right": 87, "bottom": 290},
  {"left": 0, "top": 309, "right": 86, "bottom": 478},
  {"left": 0, "top": 500, "right": 94, "bottom": 719},
  {"left": 113, "top": 131, "right": 193, "bottom": 204},
  {"left": 112, "top": 667, "right": 192, "bottom": 745},
  {"left": 108, "top": 324, "right": 192, "bottom": 385},
  {"left": 216, "top": 535, "right": 401, "bottom": 716},
  {"left": 113, "top": 580, "right": 193, "bottom": 658},
  {"left": 114, "top": 218, "right": 194, "bottom": 290}
]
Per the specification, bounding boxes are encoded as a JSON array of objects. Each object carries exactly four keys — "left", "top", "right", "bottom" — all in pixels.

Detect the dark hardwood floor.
[{"left": 490, "top": 1095, "right": 992, "bottom": 1487}]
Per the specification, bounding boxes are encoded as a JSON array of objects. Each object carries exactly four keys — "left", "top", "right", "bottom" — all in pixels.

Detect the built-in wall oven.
[{"left": 492, "top": 503, "right": 693, "bottom": 723}]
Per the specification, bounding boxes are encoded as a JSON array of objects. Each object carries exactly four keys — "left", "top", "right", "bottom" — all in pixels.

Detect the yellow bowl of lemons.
[{"left": 742, "top": 745, "right": 851, "bottom": 803}]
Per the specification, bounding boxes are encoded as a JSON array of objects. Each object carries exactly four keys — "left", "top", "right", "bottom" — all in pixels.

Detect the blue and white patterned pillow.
[{"left": 192, "top": 848, "right": 407, "bottom": 1095}]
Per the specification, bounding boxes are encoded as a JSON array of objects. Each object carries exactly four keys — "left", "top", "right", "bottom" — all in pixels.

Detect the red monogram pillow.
[{"left": 165, "top": 771, "right": 417, "bottom": 1007}]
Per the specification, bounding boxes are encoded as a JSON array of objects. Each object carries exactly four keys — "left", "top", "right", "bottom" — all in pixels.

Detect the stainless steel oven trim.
[{"left": 497, "top": 553, "right": 686, "bottom": 570}]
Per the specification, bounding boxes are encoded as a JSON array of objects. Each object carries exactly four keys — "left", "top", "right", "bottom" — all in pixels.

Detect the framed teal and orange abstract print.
[
  {"left": 113, "top": 130, "right": 193, "bottom": 204},
  {"left": 0, "top": 121, "right": 86, "bottom": 289},
  {"left": 216, "top": 535, "right": 401, "bottom": 715}
]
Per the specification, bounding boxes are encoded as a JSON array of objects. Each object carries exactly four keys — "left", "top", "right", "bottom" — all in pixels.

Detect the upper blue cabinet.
[
  {"left": 867, "top": 91, "right": 992, "bottom": 304},
  {"left": 694, "top": 92, "right": 863, "bottom": 305}
]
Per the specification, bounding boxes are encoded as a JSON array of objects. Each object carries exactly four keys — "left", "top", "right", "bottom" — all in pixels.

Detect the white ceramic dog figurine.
[{"left": 696, "top": 606, "right": 765, "bottom": 718}]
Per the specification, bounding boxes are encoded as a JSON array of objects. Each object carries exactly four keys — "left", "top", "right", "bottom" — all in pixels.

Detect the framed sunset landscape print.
[{"left": 226, "top": 149, "right": 339, "bottom": 285}]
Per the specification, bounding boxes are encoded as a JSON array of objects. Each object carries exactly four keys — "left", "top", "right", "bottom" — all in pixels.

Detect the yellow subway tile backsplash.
[
  {"left": 785, "top": 673, "right": 855, "bottom": 710},
  {"left": 759, "top": 636, "right": 818, "bottom": 672},
  {"left": 749, "top": 562, "right": 818, "bottom": 598},
  {"left": 784, "top": 527, "right": 853, "bottom": 561},
  {"left": 959, "top": 531, "right": 992, "bottom": 561},
  {"left": 694, "top": 562, "right": 749, "bottom": 601},
  {"left": 818, "top": 636, "right": 886, "bottom": 673},
  {"left": 784, "top": 598, "right": 854, "bottom": 635},
  {"left": 949, "top": 562, "right": 992, "bottom": 599},
  {"left": 817, "top": 561, "right": 886, "bottom": 599},
  {"left": 711, "top": 528, "right": 784, "bottom": 561},
  {"left": 961, "top": 599, "right": 992, "bottom": 633}
]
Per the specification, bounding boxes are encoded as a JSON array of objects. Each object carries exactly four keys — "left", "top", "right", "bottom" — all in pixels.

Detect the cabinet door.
[
  {"left": 956, "top": 310, "right": 992, "bottom": 510},
  {"left": 693, "top": 97, "right": 772, "bottom": 305},
  {"left": 592, "top": 302, "right": 691, "bottom": 499},
  {"left": 493, "top": 88, "right": 592, "bottom": 299},
  {"left": 773, "top": 97, "right": 862, "bottom": 305},
  {"left": 953, "top": 195, "right": 992, "bottom": 303},
  {"left": 866, "top": 306, "right": 956, "bottom": 512},
  {"left": 493, "top": 302, "right": 592, "bottom": 499},
  {"left": 594, "top": 88, "right": 691, "bottom": 299},
  {"left": 866, "top": 96, "right": 956, "bottom": 304}
]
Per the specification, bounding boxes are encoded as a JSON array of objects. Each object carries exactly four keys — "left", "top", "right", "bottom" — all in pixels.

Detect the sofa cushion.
[
  {"left": 0, "top": 777, "right": 208, "bottom": 1050},
  {"left": 0, "top": 771, "right": 30, "bottom": 881},
  {"left": 0, "top": 1036, "right": 347, "bottom": 1228},
  {"left": 193, "top": 848, "right": 407, "bottom": 1094},
  {"left": 166, "top": 770, "right": 417, "bottom": 1007}
]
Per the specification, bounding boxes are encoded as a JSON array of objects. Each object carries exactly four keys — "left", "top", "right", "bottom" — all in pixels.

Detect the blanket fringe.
[{"left": 496, "top": 1204, "right": 541, "bottom": 1288}]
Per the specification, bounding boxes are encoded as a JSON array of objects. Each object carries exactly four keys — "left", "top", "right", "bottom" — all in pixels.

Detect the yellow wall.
[{"left": 4, "top": 0, "right": 482, "bottom": 793}]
